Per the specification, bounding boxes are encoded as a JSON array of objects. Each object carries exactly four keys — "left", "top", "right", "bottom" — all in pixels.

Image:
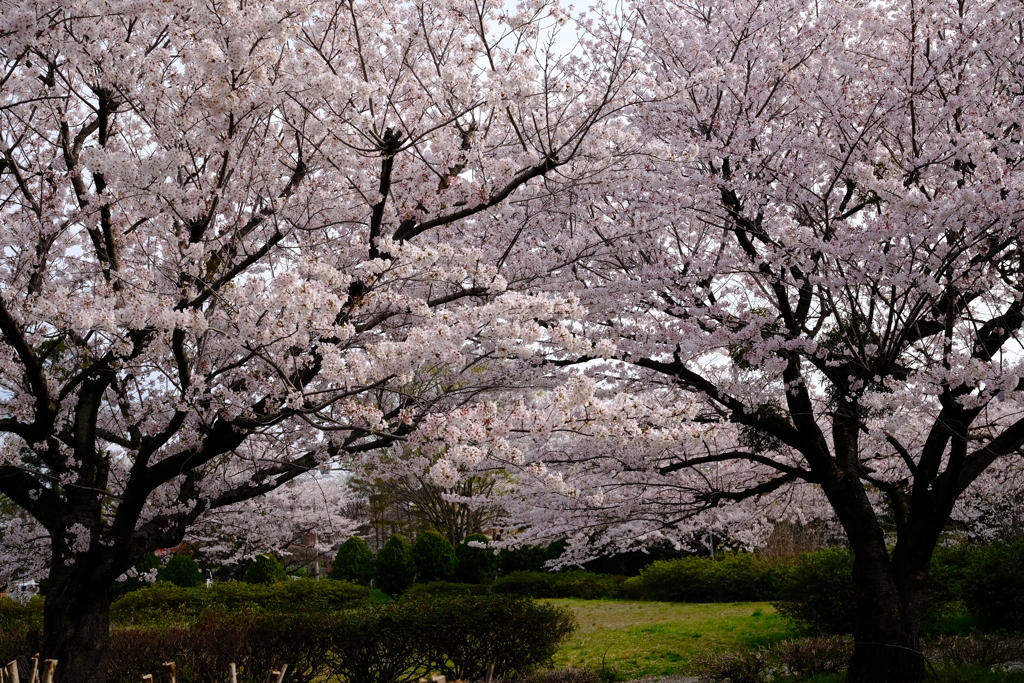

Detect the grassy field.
[{"left": 547, "top": 599, "right": 802, "bottom": 680}]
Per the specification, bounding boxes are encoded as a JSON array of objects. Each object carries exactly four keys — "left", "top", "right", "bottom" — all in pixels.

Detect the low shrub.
[
  {"left": 411, "top": 595, "right": 577, "bottom": 680},
  {"left": 772, "top": 548, "right": 855, "bottom": 635},
  {"left": 107, "top": 612, "right": 331, "bottom": 683},
  {"left": 925, "top": 635, "right": 1024, "bottom": 668},
  {"left": 106, "top": 594, "right": 575, "bottom": 683},
  {"left": 516, "top": 669, "right": 601, "bottom": 683},
  {"left": 110, "top": 579, "right": 371, "bottom": 624},
  {"left": 631, "top": 554, "right": 782, "bottom": 603},
  {"left": 491, "top": 570, "right": 621, "bottom": 600},
  {"left": 774, "top": 636, "right": 853, "bottom": 678},
  {"left": 402, "top": 581, "right": 491, "bottom": 600}
]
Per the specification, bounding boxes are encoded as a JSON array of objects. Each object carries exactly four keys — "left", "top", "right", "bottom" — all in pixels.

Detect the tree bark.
[
  {"left": 846, "top": 540, "right": 927, "bottom": 683},
  {"left": 42, "top": 559, "right": 113, "bottom": 683}
]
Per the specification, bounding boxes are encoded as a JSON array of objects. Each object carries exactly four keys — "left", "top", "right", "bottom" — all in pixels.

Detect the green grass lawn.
[{"left": 546, "top": 599, "right": 802, "bottom": 681}]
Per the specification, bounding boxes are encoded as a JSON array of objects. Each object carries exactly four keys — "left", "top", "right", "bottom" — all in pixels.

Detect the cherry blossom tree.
[
  {"left": 0, "top": 0, "right": 642, "bottom": 679},
  {"left": 450, "top": 0, "right": 1024, "bottom": 681}
]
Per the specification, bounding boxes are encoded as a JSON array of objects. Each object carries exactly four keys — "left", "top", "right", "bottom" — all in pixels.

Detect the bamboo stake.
[
  {"left": 485, "top": 664, "right": 494, "bottom": 683},
  {"left": 141, "top": 675, "right": 153, "bottom": 683},
  {"left": 274, "top": 665, "right": 287, "bottom": 683},
  {"left": 40, "top": 661, "right": 56, "bottom": 683},
  {"left": 264, "top": 670, "right": 279, "bottom": 683},
  {"left": 28, "top": 656, "right": 39, "bottom": 683},
  {"left": 229, "top": 663, "right": 237, "bottom": 683}
]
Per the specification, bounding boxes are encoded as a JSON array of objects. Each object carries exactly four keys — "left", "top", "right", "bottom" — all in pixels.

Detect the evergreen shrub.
[
  {"left": 376, "top": 534, "right": 416, "bottom": 597},
  {"left": 960, "top": 540, "right": 1024, "bottom": 632},
  {"left": 455, "top": 533, "right": 497, "bottom": 584},
  {"left": 158, "top": 555, "right": 204, "bottom": 588},
  {"left": 329, "top": 536, "right": 375, "bottom": 585},
  {"left": 772, "top": 548, "right": 856, "bottom": 635},
  {"left": 631, "top": 553, "right": 781, "bottom": 603},
  {"left": 243, "top": 554, "right": 288, "bottom": 584},
  {"left": 110, "top": 579, "right": 371, "bottom": 624},
  {"left": 491, "top": 570, "right": 622, "bottom": 599},
  {"left": 402, "top": 581, "right": 491, "bottom": 600},
  {"left": 412, "top": 530, "right": 457, "bottom": 583}
]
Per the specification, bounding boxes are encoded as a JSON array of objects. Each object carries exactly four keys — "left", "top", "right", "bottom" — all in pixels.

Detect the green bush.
[
  {"left": 243, "top": 554, "right": 288, "bottom": 584},
  {"left": 772, "top": 548, "right": 856, "bottom": 635},
  {"left": 455, "top": 533, "right": 498, "bottom": 584},
  {"left": 630, "top": 553, "right": 781, "bottom": 603},
  {"left": 0, "top": 596, "right": 42, "bottom": 663},
  {"left": 106, "top": 595, "right": 575, "bottom": 683},
  {"left": 110, "top": 579, "right": 371, "bottom": 624},
  {"left": 410, "top": 595, "right": 577, "bottom": 681},
  {"left": 498, "top": 544, "right": 551, "bottom": 574},
  {"left": 107, "top": 611, "right": 331, "bottom": 683},
  {"left": 412, "top": 530, "right": 456, "bottom": 583},
  {"left": 111, "top": 553, "right": 162, "bottom": 598},
  {"left": 329, "top": 537, "right": 375, "bottom": 585},
  {"left": 960, "top": 540, "right": 1024, "bottom": 632},
  {"left": 158, "top": 555, "right": 204, "bottom": 588},
  {"left": 492, "top": 570, "right": 622, "bottom": 600},
  {"left": 376, "top": 534, "right": 416, "bottom": 597},
  {"left": 402, "top": 581, "right": 491, "bottom": 600}
]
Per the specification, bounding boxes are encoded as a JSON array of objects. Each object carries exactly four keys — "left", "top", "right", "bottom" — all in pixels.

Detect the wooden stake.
[
  {"left": 141, "top": 675, "right": 154, "bottom": 683},
  {"left": 5, "top": 659, "right": 19, "bottom": 683},
  {"left": 264, "top": 670, "right": 279, "bottom": 683},
  {"left": 28, "top": 656, "right": 39, "bottom": 683},
  {"left": 229, "top": 663, "right": 237, "bottom": 683},
  {"left": 160, "top": 662, "right": 177, "bottom": 683},
  {"left": 40, "top": 661, "right": 56, "bottom": 683},
  {"left": 274, "top": 665, "right": 288, "bottom": 683},
  {"left": 485, "top": 664, "right": 494, "bottom": 683}
]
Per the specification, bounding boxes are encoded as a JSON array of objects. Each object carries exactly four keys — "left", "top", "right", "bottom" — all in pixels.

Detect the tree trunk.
[
  {"left": 846, "top": 543, "right": 927, "bottom": 683},
  {"left": 43, "top": 560, "right": 113, "bottom": 683}
]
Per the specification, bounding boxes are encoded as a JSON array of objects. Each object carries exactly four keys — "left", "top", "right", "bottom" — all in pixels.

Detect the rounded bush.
[
  {"left": 402, "top": 581, "right": 491, "bottom": 600},
  {"left": 376, "top": 534, "right": 416, "bottom": 596},
  {"left": 772, "top": 548, "right": 856, "bottom": 635},
  {"left": 243, "top": 554, "right": 288, "bottom": 584},
  {"left": 329, "top": 536, "right": 375, "bottom": 585},
  {"left": 413, "top": 530, "right": 457, "bottom": 583},
  {"left": 455, "top": 533, "right": 498, "bottom": 584},
  {"left": 158, "top": 555, "right": 204, "bottom": 588}
]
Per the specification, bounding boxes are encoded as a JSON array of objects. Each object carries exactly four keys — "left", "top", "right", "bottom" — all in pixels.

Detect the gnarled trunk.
[
  {"left": 846, "top": 540, "right": 927, "bottom": 683},
  {"left": 43, "top": 559, "right": 113, "bottom": 683}
]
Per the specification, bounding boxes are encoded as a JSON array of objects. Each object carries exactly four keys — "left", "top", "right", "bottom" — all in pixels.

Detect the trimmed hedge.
[
  {"left": 106, "top": 595, "right": 575, "bottom": 683},
  {"left": 110, "top": 579, "right": 371, "bottom": 624},
  {"left": 492, "top": 570, "right": 623, "bottom": 600},
  {"left": 627, "top": 553, "right": 783, "bottom": 603},
  {"left": 402, "top": 581, "right": 491, "bottom": 600},
  {"left": 158, "top": 555, "right": 204, "bottom": 588}
]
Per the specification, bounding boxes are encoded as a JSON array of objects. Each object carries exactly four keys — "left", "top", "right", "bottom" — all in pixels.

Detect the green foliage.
[
  {"left": 492, "top": 571, "right": 623, "bottom": 600},
  {"left": 455, "top": 533, "right": 498, "bottom": 584},
  {"left": 411, "top": 595, "right": 577, "bottom": 681},
  {"left": 960, "top": 540, "right": 1024, "bottom": 632},
  {"left": 772, "top": 548, "right": 856, "bottom": 635},
  {"left": 402, "top": 581, "right": 491, "bottom": 600},
  {"left": 329, "top": 536, "right": 375, "bottom": 585},
  {"left": 0, "top": 596, "right": 43, "bottom": 663},
  {"left": 243, "top": 554, "right": 288, "bottom": 584},
  {"left": 106, "top": 595, "right": 575, "bottom": 683},
  {"left": 158, "top": 555, "right": 204, "bottom": 588},
  {"left": 498, "top": 544, "right": 551, "bottom": 574},
  {"left": 376, "top": 534, "right": 416, "bottom": 597},
  {"left": 110, "top": 579, "right": 371, "bottom": 624},
  {"left": 630, "top": 554, "right": 784, "bottom": 603},
  {"left": 111, "top": 552, "right": 162, "bottom": 598},
  {"left": 412, "top": 530, "right": 457, "bottom": 583}
]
